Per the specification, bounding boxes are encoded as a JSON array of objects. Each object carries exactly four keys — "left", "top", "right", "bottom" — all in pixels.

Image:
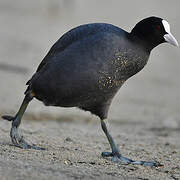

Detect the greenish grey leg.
[
  {"left": 2, "top": 94, "right": 44, "bottom": 150},
  {"left": 101, "top": 119, "right": 162, "bottom": 167}
]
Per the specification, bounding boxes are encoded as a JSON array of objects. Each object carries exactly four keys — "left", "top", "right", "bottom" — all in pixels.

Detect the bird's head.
[{"left": 131, "top": 16, "right": 178, "bottom": 51}]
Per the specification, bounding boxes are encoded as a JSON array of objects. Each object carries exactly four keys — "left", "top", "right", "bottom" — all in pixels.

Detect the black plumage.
[
  {"left": 27, "top": 23, "right": 149, "bottom": 119},
  {"left": 2, "top": 16, "right": 178, "bottom": 166}
]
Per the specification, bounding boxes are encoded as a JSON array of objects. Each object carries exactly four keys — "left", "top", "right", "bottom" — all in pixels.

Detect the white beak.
[{"left": 164, "top": 33, "right": 179, "bottom": 47}]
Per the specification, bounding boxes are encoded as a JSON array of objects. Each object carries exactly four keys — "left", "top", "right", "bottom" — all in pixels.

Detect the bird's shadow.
[{"left": 149, "top": 127, "right": 180, "bottom": 137}]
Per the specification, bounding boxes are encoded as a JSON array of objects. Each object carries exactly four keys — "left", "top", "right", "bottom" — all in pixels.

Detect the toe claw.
[
  {"left": 143, "top": 161, "right": 163, "bottom": 167},
  {"left": 101, "top": 152, "right": 113, "bottom": 157},
  {"left": 10, "top": 126, "right": 44, "bottom": 150},
  {"left": 2, "top": 115, "right": 15, "bottom": 121}
]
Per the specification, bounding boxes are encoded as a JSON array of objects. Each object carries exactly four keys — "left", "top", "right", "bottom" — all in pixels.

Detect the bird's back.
[{"left": 36, "top": 23, "right": 125, "bottom": 72}]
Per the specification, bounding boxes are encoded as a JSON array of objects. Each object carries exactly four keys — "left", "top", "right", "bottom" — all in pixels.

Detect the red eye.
[{"left": 156, "top": 25, "right": 161, "bottom": 31}]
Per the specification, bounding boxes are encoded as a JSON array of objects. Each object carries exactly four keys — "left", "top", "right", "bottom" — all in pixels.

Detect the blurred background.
[{"left": 0, "top": 0, "right": 180, "bottom": 125}]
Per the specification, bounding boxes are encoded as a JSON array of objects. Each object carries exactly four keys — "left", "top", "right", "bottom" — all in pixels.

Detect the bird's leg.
[
  {"left": 2, "top": 93, "right": 44, "bottom": 150},
  {"left": 100, "top": 119, "right": 161, "bottom": 167}
]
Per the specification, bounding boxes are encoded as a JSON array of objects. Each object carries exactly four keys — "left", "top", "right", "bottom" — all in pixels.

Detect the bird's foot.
[
  {"left": 101, "top": 151, "right": 162, "bottom": 167},
  {"left": 10, "top": 126, "right": 45, "bottom": 150},
  {"left": 2, "top": 115, "right": 45, "bottom": 150}
]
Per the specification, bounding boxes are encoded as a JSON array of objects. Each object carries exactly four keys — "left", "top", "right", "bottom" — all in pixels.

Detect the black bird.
[{"left": 2, "top": 17, "right": 178, "bottom": 166}]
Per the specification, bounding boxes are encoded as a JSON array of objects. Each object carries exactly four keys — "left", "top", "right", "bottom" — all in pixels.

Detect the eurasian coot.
[{"left": 2, "top": 16, "right": 178, "bottom": 166}]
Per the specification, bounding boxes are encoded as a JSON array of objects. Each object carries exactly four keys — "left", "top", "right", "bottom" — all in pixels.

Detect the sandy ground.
[{"left": 0, "top": 0, "right": 180, "bottom": 179}]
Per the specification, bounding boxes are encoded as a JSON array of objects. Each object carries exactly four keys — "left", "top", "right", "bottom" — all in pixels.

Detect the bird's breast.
[{"left": 97, "top": 49, "right": 149, "bottom": 91}]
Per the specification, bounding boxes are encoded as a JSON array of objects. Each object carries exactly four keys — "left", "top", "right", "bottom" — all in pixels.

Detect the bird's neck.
[
  {"left": 129, "top": 31, "right": 160, "bottom": 52},
  {"left": 112, "top": 47, "right": 150, "bottom": 81}
]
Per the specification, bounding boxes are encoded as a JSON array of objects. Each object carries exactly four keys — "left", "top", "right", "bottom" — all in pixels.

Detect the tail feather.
[
  {"left": 2, "top": 115, "right": 15, "bottom": 121},
  {"left": 26, "top": 79, "right": 31, "bottom": 85},
  {"left": 24, "top": 85, "right": 31, "bottom": 95}
]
